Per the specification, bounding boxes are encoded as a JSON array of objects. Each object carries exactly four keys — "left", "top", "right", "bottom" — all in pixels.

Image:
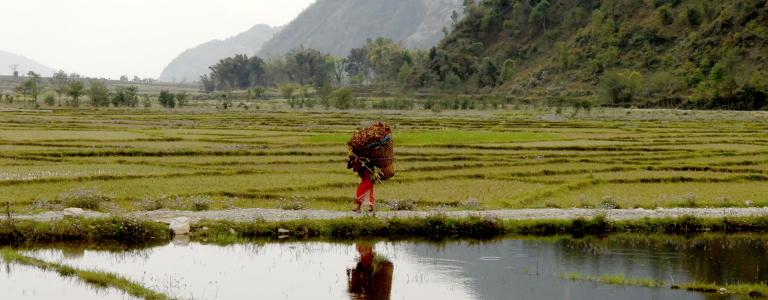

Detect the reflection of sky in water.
[
  {"left": 0, "top": 261, "right": 138, "bottom": 300},
  {"left": 23, "top": 236, "right": 750, "bottom": 300}
]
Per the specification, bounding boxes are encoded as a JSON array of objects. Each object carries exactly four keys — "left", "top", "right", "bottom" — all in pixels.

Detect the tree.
[
  {"left": 317, "top": 85, "right": 334, "bottom": 109},
  {"left": 251, "top": 87, "right": 265, "bottom": 99},
  {"left": 332, "top": 88, "right": 353, "bottom": 110},
  {"left": 284, "top": 48, "right": 331, "bottom": 88},
  {"left": 200, "top": 74, "right": 216, "bottom": 92},
  {"left": 119, "top": 75, "right": 129, "bottom": 82},
  {"left": 88, "top": 81, "right": 110, "bottom": 107},
  {"left": 15, "top": 72, "right": 42, "bottom": 103},
  {"left": 330, "top": 57, "right": 346, "bottom": 86},
  {"left": 52, "top": 70, "right": 69, "bottom": 106},
  {"left": 345, "top": 47, "right": 371, "bottom": 83},
  {"left": 600, "top": 71, "right": 641, "bottom": 105},
  {"left": 530, "top": 0, "right": 551, "bottom": 31},
  {"left": 500, "top": 59, "right": 515, "bottom": 82},
  {"left": 158, "top": 90, "right": 176, "bottom": 108},
  {"left": 709, "top": 63, "right": 725, "bottom": 97},
  {"left": 66, "top": 81, "right": 85, "bottom": 107},
  {"left": 476, "top": 58, "right": 499, "bottom": 88},
  {"left": 111, "top": 86, "right": 139, "bottom": 107},
  {"left": 175, "top": 91, "right": 188, "bottom": 107},
  {"left": 205, "top": 54, "right": 267, "bottom": 91},
  {"left": 280, "top": 84, "right": 297, "bottom": 108},
  {"left": 366, "top": 38, "right": 411, "bottom": 82}
]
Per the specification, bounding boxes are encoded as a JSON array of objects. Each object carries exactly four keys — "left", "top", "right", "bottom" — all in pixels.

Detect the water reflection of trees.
[
  {"left": 347, "top": 243, "right": 393, "bottom": 300},
  {"left": 560, "top": 233, "right": 768, "bottom": 285}
]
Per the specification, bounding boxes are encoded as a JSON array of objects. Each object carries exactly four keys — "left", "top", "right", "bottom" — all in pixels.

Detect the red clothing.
[{"left": 356, "top": 171, "right": 374, "bottom": 206}]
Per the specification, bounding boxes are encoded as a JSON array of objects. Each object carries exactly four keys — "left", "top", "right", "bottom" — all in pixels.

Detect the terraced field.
[{"left": 0, "top": 108, "right": 766, "bottom": 213}]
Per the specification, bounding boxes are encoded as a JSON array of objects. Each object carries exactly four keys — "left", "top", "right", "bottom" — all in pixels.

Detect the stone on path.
[
  {"left": 169, "top": 217, "right": 190, "bottom": 235},
  {"left": 62, "top": 208, "right": 85, "bottom": 217}
]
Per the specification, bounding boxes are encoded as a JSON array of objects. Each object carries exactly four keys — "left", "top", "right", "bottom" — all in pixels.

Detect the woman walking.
[
  {"left": 348, "top": 155, "right": 375, "bottom": 212},
  {"left": 347, "top": 122, "right": 395, "bottom": 213}
]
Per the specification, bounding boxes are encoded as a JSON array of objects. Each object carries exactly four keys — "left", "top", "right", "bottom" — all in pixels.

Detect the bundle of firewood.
[{"left": 348, "top": 122, "right": 395, "bottom": 179}]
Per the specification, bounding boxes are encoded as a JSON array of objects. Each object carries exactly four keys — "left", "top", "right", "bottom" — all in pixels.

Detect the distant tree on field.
[
  {"left": 14, "top": 72, "right": 42, "bottom": 103},
  {"left": 175, "top": 91, "right": 188, "bottom": 107},
  {"left": 65, "top": 81, "right": 85, "bottom": 107},
  {"left": 119, "top": 75, "right": 129, "bottom": 82},
  {"left": 250, "top": 87, "right": 265, "bottom": 100},
  {"left": 87, "top": 81, "right": 110, "bottom": 107},
  {"left": 52, "top": 70, "right": 70, "bottom": 106},
  {"left": 331, "top": 57, "right": 347, "bottom": 86},
  {"left": 199, "top": 74, "right": 216, "bottom": 92},
  {"left": 345, "top": 47, "right": 371, "bottom": 83},
  {"left": 158, "top": 90, "right": 176, "bottom": 108},
  {"left": 281, "top": 84, "right": 301, "bottom": 108},
  {"left": 111, "top": 86, "right": 139, "bottom": 107}
]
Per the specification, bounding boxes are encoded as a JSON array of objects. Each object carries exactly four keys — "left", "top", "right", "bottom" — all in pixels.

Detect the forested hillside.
[
  {"left": 419, "top": 0, "right": 768, "bottom": 109},
  {"left": 159, "top": 25, "right": 278, "bottom": 83},
  {"left": 257, "top": 0, "right": 463, "bottom": 58}
]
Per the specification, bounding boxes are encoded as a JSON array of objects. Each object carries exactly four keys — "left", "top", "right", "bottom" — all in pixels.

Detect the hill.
[
  {"left": 421, "top": 0, "right": 768, "bottom": 109},
  {"left": 257, "top": 0, "right": 463, "bottom": 58},
  {"left": 0, "top": 51, "right": 57, "bottom": 77},
  {"left": 159, "top": 25, "right": 279, "bottom": 83}
]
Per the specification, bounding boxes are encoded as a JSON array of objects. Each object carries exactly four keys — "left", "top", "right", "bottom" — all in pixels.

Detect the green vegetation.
[
  {"left": 199, "top": 0, "right": 767, "bottom": 111},
  {"left": 191, "top": 215, "right": 768, "bottom": 242},
  {"left": 419, "top": 0, "right": 768, "bottom": 110},
  {"left": 0, "top": 217, "right": 170, "bottom": 246},
  {"left": 0, "top": 109, "right": 765, "bottom": 212},
  {"left": 0, "top": 249, "right": 171, "bottom": 299},
  {"left": 561, "top": 272, "right": 768, "bottom": 298}
]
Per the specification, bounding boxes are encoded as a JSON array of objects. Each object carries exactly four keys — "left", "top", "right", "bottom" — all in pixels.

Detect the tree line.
[{"left": 7, "top": 70, "right": 188, "bottom": 109}]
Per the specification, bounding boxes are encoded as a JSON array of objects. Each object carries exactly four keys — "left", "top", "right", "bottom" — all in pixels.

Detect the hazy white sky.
[{"left": 1, "top": 0, "right": 315, "bottom": 79}]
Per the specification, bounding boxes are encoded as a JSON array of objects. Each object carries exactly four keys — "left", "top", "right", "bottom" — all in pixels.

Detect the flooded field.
[{"left": 5, "top": 233, "right": 767, "bottom": 299}]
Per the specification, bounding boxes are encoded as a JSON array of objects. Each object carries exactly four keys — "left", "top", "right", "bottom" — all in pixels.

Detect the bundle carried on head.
[{"left": 348, "top": 122, "right": 395, "bottom": 180}]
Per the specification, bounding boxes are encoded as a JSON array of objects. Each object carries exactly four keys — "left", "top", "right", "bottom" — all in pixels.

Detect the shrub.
[
  {"left": 87, "top": 81, "right": 110, "bottom": 107},
  {"left": 139, "top": 197, "right": 164, "bottom": 211},
  {"left": 658, "top": 6, "right": 674, "bottom": 25},
  {"left": 462, "top": 198, "right": 482, "bottom": 209},
  {"left": 279, "top": 196, "right": 306, "bottom": 210},
  {"left": 600, "top": 71, "right": 640, "bottom": 105},
  {"left": 44, "top": 94, "right": 55, "bottom": 106},
  {"left": 58, "top": 189, "right": 111, "bottom": 210},
  {"left": 386, "top": 199, "right": 416, "bottom": 211},
  {"left": 158, "top": 90, "right": 175, "bottom": 108},
  {"left": 332, "top": 88, "right": 353, "bottom": 110},
  {"left": 599, "top": 196, "right": 621, "bottom": 209},
  {"left": 190, "top": 196, "right": 212, "bottom": 211}
]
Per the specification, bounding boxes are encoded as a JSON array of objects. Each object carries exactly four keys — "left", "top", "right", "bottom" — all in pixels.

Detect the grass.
[
  {"left": 0, "top": 108, "right": 765, "bottom": 213},
  {"left": 306, "top": 130, "right": 561, "bottom": 145},
  {"left": 561, "top": 272, "right": 768, "bottom": 298},
  {"left": 0, "top": 248, "right": 171, "bottom": 300},
  {"left": 0, "top": 217, "right": 171, "bottom": 246},
  {"left": 189, "top": 215, "right": 768, "bottom": 243}
]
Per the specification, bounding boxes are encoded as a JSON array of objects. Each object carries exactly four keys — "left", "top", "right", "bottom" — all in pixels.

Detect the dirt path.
[{"left": 6, "top": 207, "right": 768, "bottom": 223}]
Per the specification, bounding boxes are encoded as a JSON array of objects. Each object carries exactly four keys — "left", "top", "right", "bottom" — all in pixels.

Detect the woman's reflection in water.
[{"left": 347, "top": 243, "right": 393, "bottom": 300}]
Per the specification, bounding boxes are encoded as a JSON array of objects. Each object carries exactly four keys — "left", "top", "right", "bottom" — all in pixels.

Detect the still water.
[{"left": 5, "top": 234, "right": 768, "bottom": 300}]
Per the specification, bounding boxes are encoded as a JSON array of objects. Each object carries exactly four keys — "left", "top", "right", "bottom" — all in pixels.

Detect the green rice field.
[{"left": 1, "top": 108, "right": 766, "bottom": 213}]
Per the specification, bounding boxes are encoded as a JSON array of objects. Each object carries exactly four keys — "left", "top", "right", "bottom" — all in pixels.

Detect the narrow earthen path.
[{"left": 6, "top": 207, "right": 768, "bottom": 223}]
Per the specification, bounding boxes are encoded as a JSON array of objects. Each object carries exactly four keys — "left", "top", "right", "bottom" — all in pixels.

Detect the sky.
[{"left": 0, "top": 0, "right": 315, "bottom": 79}]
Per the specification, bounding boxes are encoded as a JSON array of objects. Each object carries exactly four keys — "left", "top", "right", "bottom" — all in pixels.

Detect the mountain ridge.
[
  {"left": 258, "top": 0, "right": 463, "bottom": 58},
  {"left": 0, "top": 51, "right": 57, "bottom": 77},
  {"left": 159, "top": 24, "right": 278, "bottom": 83}
]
